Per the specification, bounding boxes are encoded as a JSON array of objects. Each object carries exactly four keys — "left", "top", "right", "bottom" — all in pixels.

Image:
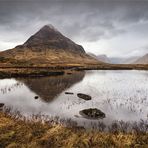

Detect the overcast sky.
[{"left": 0, "top": 0, "right": 148, "bottom": 57}]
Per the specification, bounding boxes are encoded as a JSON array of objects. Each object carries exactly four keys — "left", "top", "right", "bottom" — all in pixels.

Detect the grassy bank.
[
  {"left": 0, "top": 63, "right": 147, "bottom": 78},
  {"left": 0, "top": 68, "right": 65, "bottom": 78},
  {"left": 0, "top": 112, "right": 147, "bottom": 148}
]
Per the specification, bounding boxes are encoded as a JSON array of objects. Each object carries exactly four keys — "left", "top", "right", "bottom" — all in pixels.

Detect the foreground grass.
[{"left": 0, "top": 112, "right": 147, "bottom": 148}]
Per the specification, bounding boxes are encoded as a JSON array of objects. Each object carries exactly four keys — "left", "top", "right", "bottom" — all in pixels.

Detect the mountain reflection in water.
[{"left": 17, "top": 71, "right": 85, "bottom": 102}]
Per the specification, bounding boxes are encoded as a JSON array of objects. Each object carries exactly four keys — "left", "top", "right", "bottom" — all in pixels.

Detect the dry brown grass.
[
  {"left": 0, "top": 48, "right": 100, "bottom": 67},
  {"left": 0, "top": 112, "right": 147, "bottom": 148}
]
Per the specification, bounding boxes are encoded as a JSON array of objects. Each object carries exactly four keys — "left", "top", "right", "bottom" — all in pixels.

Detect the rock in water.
[
  {"left": 79, "top": 108, "right": 106, "bottom": 119},
  {"left": 34, "top": 96, "right": 39, "bottom": 99},
  {"left": 65, "top": 92, "right": 74, "bottom": 95},
  {"left": 77, "top": 93, "right": 91, "bottom": 100},
  {"left": 0, "top": 103, "right": 4, "bottom": 110},
  {"left": 0, "top": 103, "right": 4, "bottom": 107}
]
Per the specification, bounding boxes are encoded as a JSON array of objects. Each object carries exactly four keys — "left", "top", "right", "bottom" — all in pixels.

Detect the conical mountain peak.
[
  {"left": 22, "top": 25, "right": 85, "bottom": 54},
  {"left": 40, "top": 24, "right": 58, "bottom": 31},
  {"left": 23, "top": 25, "right": 63, "bottom": 47},
  {"left": 35, "top": 25, "right": 59, "bottom": 37}
]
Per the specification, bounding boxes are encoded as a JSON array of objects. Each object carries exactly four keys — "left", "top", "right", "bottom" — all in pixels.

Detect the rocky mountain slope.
[{"left": 0, "top": 25, "right": 101, "bottom": 67}]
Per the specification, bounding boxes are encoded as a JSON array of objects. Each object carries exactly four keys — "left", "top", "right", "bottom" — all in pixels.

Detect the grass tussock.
[{"left": 0, "top": 112, "right": 148, "bottom": 148}]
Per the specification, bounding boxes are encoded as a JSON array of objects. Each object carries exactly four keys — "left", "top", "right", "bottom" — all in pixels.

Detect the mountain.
[
  {"left": 110, "top": 56, "right": 139, "bottom": 64},
  {"left": 133, "top": 54, "right": 148, "bottom": 64},
  {"left": 88, "top": 53, "right": 110, "bottom": 63},
  {"left": 88, "top": 52, "right": 140, "bottom": 64},
  {"left": 97, "top": 54, "right": 111, "bottom": 63},
  {"left": 0, "top": 25, "right": 101, "bottom": 67},
  {"left": 123, "top": 57, "right": 140, "bottom": 64},
  {"left": 23, "top": 25, "right": 85, "bottom": 54}
]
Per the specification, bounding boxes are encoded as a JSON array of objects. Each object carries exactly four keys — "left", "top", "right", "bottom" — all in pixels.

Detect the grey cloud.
[
  {"left": 0, "top": 0, "right": 148, "bottom": 56},
  {"left": 0, "top": 1, "right": 148, "bottom": 39}
]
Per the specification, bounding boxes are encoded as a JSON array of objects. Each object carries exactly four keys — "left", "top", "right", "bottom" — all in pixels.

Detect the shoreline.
[{"left": 0, "top": 64, "right": 147, "bottom": 78}]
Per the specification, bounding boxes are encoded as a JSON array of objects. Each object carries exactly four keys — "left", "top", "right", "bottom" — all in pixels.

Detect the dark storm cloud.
[
  {"left": 0, "top": 0, "right": 148, "bottom": 41},
  {"left": 0, "top": 0, "right": 148, "bottom": 56}
]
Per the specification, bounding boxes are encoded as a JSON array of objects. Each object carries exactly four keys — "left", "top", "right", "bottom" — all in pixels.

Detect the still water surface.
[{"left": 0, "top": 70, "right": 148, "bottom": 128}]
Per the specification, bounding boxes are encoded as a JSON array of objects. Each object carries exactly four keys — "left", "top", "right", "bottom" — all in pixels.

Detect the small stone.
[
  {"left": 74, "top": 115, "right": 79, "bottom": 118},
  {"left": 34, "top": 96, "right": 39, "bottom": 99},
  {"left": 67, "top": 72, "right": 72, "bottom": 75},
  {"left": 77, "top": 93, "right": 91, "bottom": 100},
  {"left": 65, "top": 92, "right": 74, "bottom": 95},
  {"left": 0, "top": 103, "right": 4, "bottom": 108}
]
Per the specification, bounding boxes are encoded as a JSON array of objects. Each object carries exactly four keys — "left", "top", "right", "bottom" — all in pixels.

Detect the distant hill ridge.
[
  {"left": 88, "top": 53, "right": 111, "bottom": 63},
  {"left": 88, "top": 52, "right": 142, "bottom": 64},
  {"left": 133, "top": 53, "right": 148, "bottom": 64}
]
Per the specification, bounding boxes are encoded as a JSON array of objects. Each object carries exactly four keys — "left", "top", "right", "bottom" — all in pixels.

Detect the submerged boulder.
[
  {"left": 0, "top": 103, "right": 4, "bottom": 108},
  {"left": 77, "top": 93, "right": 91, "bottom": 100},
  {"left": 0, "top": 103, "right": 4, "bottom": 110},
  {"left": 79, "top": 108, "right": 105, "bottom": 119}
]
